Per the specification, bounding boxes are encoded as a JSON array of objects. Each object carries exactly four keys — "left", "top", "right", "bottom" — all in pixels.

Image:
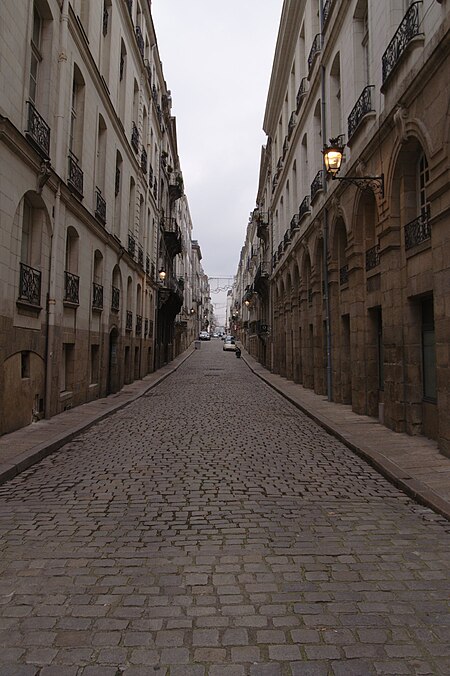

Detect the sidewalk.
[{"left": 1, "top": 343, "right": 449, "bottom": 521}]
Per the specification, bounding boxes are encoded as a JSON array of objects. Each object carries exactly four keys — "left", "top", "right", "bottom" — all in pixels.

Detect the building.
[
  {"left": 0, "top": 0, "right": 205, "bottom": 435},
  {"left": 234, "top": 0, "right": 450, "bottom": 454}
]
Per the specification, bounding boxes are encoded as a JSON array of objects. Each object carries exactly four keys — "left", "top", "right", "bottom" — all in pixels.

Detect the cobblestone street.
[{"left": 0, "top": 341, "right": 449, "bottom": 675}]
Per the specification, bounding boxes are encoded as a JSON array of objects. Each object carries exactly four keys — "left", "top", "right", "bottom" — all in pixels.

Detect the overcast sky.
[{"left": 151, "top": 0, "right": 283, "bottom": 322}]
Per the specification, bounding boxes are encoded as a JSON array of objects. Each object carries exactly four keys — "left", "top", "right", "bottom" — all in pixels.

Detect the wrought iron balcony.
[
  {"left": 299, "top": 195, "right": 311, "bottom": 220},
  {"left": 131, "top": 122, "right": 139, "bottom": 152},
  {"left": 339, "top": 264, "right": 349, "bottom": 286},
  {"left": 18, "top": 262, "right": 41, "bottom": 306},
  {"left": 296, "top": 77, "right": 308, "bottom": 110},
  {"left": 311, "top": 169, "right": 324, "bottom": 202},
  {"left": 283, "top": 230, "right": 291, "bottom": 250},
  {"left": 126, "top": 310, "right": 133, "bottom": 331},
  {"left": 169, "top": 175, "right": 184, "bottom": 201},
  {"left": 135, "top": 25, "right": 144, "bottom": 58},
  {"left": 125, "top": 0, "right": 132, "bottom": 18},
  {"left": 288, "top": 112, "right": 296, "bottom": 139},
  {"left": 162, "top": 217, "right": 182, "bottom": 256},
  {"left": 322, "top": 0, "right": 335, "bottom": 31},
  {"left": 64, "top": 271, "right": 79, "bottom": 305},
  {"left": 282, "top": 135, "right": 289, "bottom": 159},
  {"left": 290, "top": 214, "right": 300, "bottom": 233},
  {"left": 308, "top": 34, "right": 322, "bottom": 75},
  {"left": 365, "top": 244, "right": 380, "bottom": 271},
  {"left": 405, "top": 209, "right": 431, "bottom": 250},
  {"left": 92, "top": 282, "right": 103, "bottom": 310},
  {"left": 277, "top": 242, "right": 283, "bottom": 258},
  {"left": 95, "top": 188, "right": 106, "bottom": 225},
  {"left": 382, "top": 2, "right": 423, "bottom": 84},
  {"left": 136, "top": 314, "right": 142, "bottom": 335},
  {"left": 146, "top": 255, "right": 150, "bottom": 275},
  {"left": 111, "top": 285, "right": 120, "bottom": 311},
  {"left": 115, "top": 166, "right": 121, "bottom": 196},
  {"left": 68, "top": 152, "right": 83, "bottom": 197},
  {"left": 128, "top": 232, "right": 136, "bottom": 258},
  {"left": 144, "top": 318, "right": 149, "bottom": 337},
  {"left": 272, "top": 252, "right": 278, "bottom": 268},
  {"left": 348, "top": 86, "right": 375, "bottom": 140},
  {"left": 144, "top": 59, "right": 152, "bottom": 87},
  {"left": 26, "top": 100, "right": 50, "bottom": 158},
  {"left": 140, "top": 148, "right": 147, "bottom": 174},
  {"left": 138, "top": 245, "right": 144, "bottom": 268},
  {"left": 149, "top": 163, "right": 154, "bottom": 185}
]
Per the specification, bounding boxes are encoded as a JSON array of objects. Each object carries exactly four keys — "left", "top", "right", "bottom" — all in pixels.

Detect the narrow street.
[{"left": 0, "top": 340, "right": 449, "bottom": 676}]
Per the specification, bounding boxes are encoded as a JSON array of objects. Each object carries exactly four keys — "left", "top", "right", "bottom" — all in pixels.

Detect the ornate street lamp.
[
  {"left": 158, "top": 269, "right": 166, "bottom": 282},
  {"left": 322, "top": 137, "right": 384, "bottom": 197}
]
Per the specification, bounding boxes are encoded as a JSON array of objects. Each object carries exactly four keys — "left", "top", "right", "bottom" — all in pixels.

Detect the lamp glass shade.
[
  {"left": 158, "top": 269, "right": 166, "bottom": 281},
  {"left": 323, "top": 146, "right": 343, "bottom": 175}
]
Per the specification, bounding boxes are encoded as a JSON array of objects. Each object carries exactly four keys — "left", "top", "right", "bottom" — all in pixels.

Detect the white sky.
[{"left": 151, "top": 0, "right": 283, "bottom": 322}]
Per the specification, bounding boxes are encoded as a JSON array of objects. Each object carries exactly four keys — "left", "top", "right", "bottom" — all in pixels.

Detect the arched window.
[
  {"left": 64, "top": 226, "right": 80, "bottom": 305},
  {"left": 68, "top": 64, "right": 85, "bottom": 197},
  {"left": 18, "top": 194, "right": 44, "bottom": 307}
]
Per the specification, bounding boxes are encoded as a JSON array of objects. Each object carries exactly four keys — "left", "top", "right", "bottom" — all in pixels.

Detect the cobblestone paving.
[{"left": 0, "top": 342, "right": 449, "bottom": 675}]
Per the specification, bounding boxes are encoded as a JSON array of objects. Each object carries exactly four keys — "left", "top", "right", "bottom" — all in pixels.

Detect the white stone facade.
[
  {"left": 0, "top": 0, "right": 205, "bottom": 434},
  {"left": 234, "top": 0, "right": 450, "bottom": 454}
]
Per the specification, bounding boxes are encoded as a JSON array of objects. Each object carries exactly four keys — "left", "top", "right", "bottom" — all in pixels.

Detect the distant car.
[
  {"left": 199, "top": 331, "right": 210, "bottom": 341},
  {"left": 223, "top": 336, "right": 236, "bottom": 351}
]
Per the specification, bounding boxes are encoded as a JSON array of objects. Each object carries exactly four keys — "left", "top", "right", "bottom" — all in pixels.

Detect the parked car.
[
  {"left": 223, "top": 336, "right": 236, "bottom": 351},
  {"left": 199, "top": 331, "right": 210, "bottom": 341}
]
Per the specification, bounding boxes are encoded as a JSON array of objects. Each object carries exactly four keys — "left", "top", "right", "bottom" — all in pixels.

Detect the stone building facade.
[
  {"left": 0, "top": 0, "right": 206, "bottom": 435},
  {"left": 234, "top": 0, "right": 450, "bottom": 455}
]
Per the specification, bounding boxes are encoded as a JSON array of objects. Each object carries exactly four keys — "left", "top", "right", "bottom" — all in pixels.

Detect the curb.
[
  {"left": 0, "top": 347, "right": 195, "bottom": 487},
  {"left": 240, "top": 353, "right": 450, "bottom": 522}
]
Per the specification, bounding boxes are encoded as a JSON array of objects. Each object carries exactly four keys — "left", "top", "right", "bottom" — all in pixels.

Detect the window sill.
[{"left": 16, "top": 299, "right": 42, "bottom": 315}]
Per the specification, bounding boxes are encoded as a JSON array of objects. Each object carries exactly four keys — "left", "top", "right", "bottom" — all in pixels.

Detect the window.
[
  {"left": 21, "top": 352, "right": 30, "bottom": 379},
  {"left": 422, "top": 298, "right": 436, "bottom": 401},
  {"left": 29, "top": 4, "right": 42, "bottom": 104}
]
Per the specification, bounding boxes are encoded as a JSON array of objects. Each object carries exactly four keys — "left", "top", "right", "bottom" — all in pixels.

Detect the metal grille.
[
  {"left": 382, "top": 2, "right": 423, "bottom": 84},
  {"left": 296, "top": 78, "right": 308, "bottom": 110},
  {"left": 19, "top": 262, "right": 41, "bottom": 306},
  {"left": 348, "top": 86, "right": 374, "bottom": 140},
  {"left": 339, "top": 264, "right": 349, "bottom": 286},
  {"left": 92, "top": 282, "right": 103, "bottom": 310},
  {"left": 299, "top": 195, "right": 310, "bottom": 220},
  {"left": 95, "top": 188, "right": 106, "bottom": 224},
  {"left": 135, "top": 25, "right": 144, "bottom": 58},
  {"left": 365, "top": 244, "right": 380, "bottom": 271},
  {"left": 64, "top": 271, "right": 79, "bottom": 304},
  {"left": 308, "top": 34, "right": 322, "bottom": 74},
  {"left": 126, "top": 310, "right": 133, "bottom": 331},
  {"left": 141, "top": 148, "right": 147, "bottom": 174},
  {"left": 136, "top": 314, "right": 142, "bottom": 335},
  {"left": 111, "top": 285, "right": 120, "bottom": 311},
  {"left": 131, "top": 122, "right": 139, "bottom": 152},
  {"left": 311, "top": 170, "right": 324, "bottom": 201},
  {"left": 26, "top": 101, "right": 50, "bottom": 157},
  {"left": 405, "top": 211, "right": 431, "bottom": 250},
  {"left": 128, "top": 233, "right": 136, "bottom": 258}
]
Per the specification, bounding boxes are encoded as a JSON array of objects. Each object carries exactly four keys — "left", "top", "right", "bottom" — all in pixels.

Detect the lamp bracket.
[{"left": 332, "top": 173, "right": 384, "bottom": 197}]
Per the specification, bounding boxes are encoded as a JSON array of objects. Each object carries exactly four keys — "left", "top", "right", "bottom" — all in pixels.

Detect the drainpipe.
[
  {"left": 45, "top": 0, "right": 69, "bottom": 417},
  {"left": 320, "top": 2, "right": 332, "bottom": 401}
]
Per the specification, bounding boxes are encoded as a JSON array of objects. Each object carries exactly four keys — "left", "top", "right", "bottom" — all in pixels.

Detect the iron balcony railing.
[
  {"left": 146, "top": 255, "right": 150, "bottom": 275},
  {"left": 92, "top": 282, "right": 103, "bottom": 310},
  {"left": 382, "top": 1, "right": 423, "bottom": 84},
  {"left": 365, "top": 244, "right": 380, "bottom": 271},
  {"left": 128, "top": 232, "right": 136, "bottom": 258},
  {"left": 111, "top": 285, "right": 120, "bottom": 311},
  {"left": 322, "top": 0, "right": 335, "bottom": 31},
  {"left": 26, "top": 100, "right": 50, "bottom": 158},
  {"left": 19, "top": 262, "right": 41, "bottom": 306},
  {"left": 339, "top": 264, "right": 349, "bottom": 286},
  {"left": 296, "top": 77, "right": 308, "bottom": 110},
  {"left": 115, "top": 166, "right": 120, "bottom": 196},
  {"left": 299, "top": 195, "right": 311, "bottom": 220},
  {"left": 138, "top": 245, "right": 144, "bottom": 268},
  {"left": 282, "top": 135, "right": 289, "bottom": 158},
  {"left": 405, "top": 209, "right": 431, "bottom": 250},
  {"left": 135, "top": 25, "right": 144, "bottom": 58},
  {"left": 140, "top": 148, "right": 147, "bottom": 174},
  {"left": 95, "top": 188, "right": 106, "bottom": 225},
  {"left": 126, "top": 310, "right": 133, "bottom": 331},
  {"left": 64, "top": 271, "right": 79, "bottom": 305},
  {"left": 136, "top": 314, "right": 142, "bottom": 335},
  {"left": 311, "top": 169, "right": 324, "bottom": 201},
  {"left": 348, "top": 86, "right": 375, "bottom": 140},
  {"left": 144, "top": 318, "right": 149, "bottom": 337},
  {"left": 125, "top": 0, "right": 132, "bottom": 18},
  {"left": 290, "top": 214, "right": 300, "bottom": 233},
  {"left": 277, "top": 242, "right": 283, "bottom": 258},
  {"left": 68, "top": 152, "right": 83, "bottom": 197},
  {"left": 288, "top": 112, "right": 296, "bottom": 139},
  {"left": 144, "top": 59, "right": 152, "bottom": 87},
  {"left": 272, "top": 252, "right": 278, "bottom": 268},
  {"left": 308, "top": 34, "right": 322, "bottom": 74},
  {"left": 131, "top": 122, "right": 139, "bottom": 152},
  {"left": 283, "top": 230, "right": 291, "bottom": 250}
]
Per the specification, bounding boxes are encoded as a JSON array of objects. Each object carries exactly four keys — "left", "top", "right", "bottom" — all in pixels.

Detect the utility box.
[{"left": 194, "top": 340, "right": 201, "bottom": 349}]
